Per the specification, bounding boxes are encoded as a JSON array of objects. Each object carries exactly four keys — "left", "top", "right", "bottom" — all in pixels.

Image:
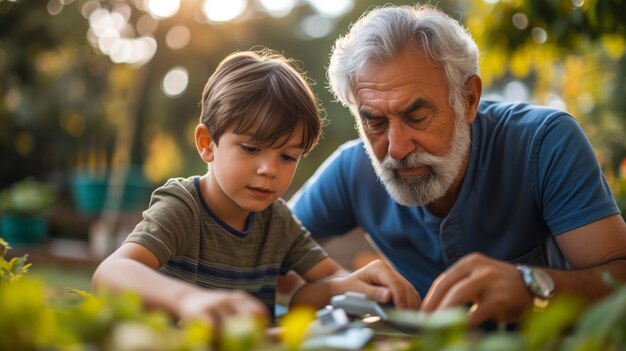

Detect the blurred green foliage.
[
  {"left": 1, "top": 0, "right": 625, "bottom": 214},
  {"left": 3, "top": 236, "right": 626, "bottom": 350},
  {"left": 0, "top": 177, "right": 54, "bottom": 216},
  {"left": 0, "top": 237, "right": 31, "bottom": 283},
  {"left": 464, "top": 0, "right": 626, "bottom": 216}
]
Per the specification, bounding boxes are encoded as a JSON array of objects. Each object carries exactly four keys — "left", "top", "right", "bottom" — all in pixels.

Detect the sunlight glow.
[
  {"left": 571, "top": 0, "right": 584, "bottom": 7},
  {"left": 136, "top": 14, "right": 158, "bottom": 35},
  {"left": 512, "top": 13, "right": 528, "bottom": 30},
  {"left": 307, "top": 0, "right": 353, "bottom": 18},
  {"left": 166, "top": 25, "right": 190, "bottom": 50},
  {"left": 257, "top": 0, "right": 296, "bottom": 18},
  {"left": 531, "top": 27, "right": 548, "bottom": 44},
  {"left": 503, "top": 80, "right": 529, "bottom": 102},
  {"left": 87, "top": 8, "right": 157, "bottom": 65},
  {"left": 162, "top": 67, "right": 189, "bottom": 97},
  {"left": 546, "top": 93, "right": 566, "bottom": 111},
  {"left": 299, "top": 14, "right": 334, "bottom": 39},
  {"left": 147, "top": 0, "right": 180, "bottom": 19},
  {"left": 80, "top": 0, "right": 100, "bottom": 19},
  {"left": 47, "top": 0, "right": 63, "bottom": 16},
  {"left": 202, "top": 0, "right": 247, "bottom": 23}
]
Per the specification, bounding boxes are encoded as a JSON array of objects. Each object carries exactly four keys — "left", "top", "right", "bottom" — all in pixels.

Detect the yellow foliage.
[
  {"left": 108, "top": 65, "right": 137, "bottom": 96},
  {"left": 182, "top": 319, "right": 214, "bottom": 348},
  {"left": 143, "top": 129, "right": 183, "bottom": 184},
  {"left": 13, "top": 131, "right": 34, "bottom": 157},
  {"left": 60, "top": 111, "right": 86, "bottom": 138},
  {"left": 34, "top": 48, "right": 76, "bottom": 76},
  {"left": 501, "top": 0, "right": 524, "bottom": 7},
  {"left": 279, "top": 306, "right": 316, "bottom": 350},
  {"left": 562, "top": 56, "right": 584, "bottom": 102},
  {"left": 602, "top": 34, "right": 626, "bottom": 60},
  {"left": 533, "top": 65, "right": 554, "bottom": 103},
  {"left": 509, "top": 47, "right": 532, "bottom": 78}
]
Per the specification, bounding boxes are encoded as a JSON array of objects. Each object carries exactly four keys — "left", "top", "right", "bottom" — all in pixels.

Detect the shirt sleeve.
[
  {"left": 536, "top": 114, "right": 619, "bottom": 235},
  {"left": 273, "top": 199, "right": 328, "bottom": 276},
  {"left": 124, "top": 179, "right": 199, "bottom": 266},
  {"left": 290, "top": 140, "right": 362, "bottom": 239}
]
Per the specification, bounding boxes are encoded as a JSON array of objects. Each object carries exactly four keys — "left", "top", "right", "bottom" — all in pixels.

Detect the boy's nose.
[{"left": 257, "top": 158, "right": 277, "bottom": 177}]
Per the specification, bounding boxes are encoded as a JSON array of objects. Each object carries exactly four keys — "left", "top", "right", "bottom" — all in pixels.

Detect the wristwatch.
[{"left": 516, "top": 264, "right": 555, "bottom": 309}]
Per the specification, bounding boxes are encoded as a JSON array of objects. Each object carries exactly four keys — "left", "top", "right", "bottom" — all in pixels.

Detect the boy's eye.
[
  {"left": 281, "top": 153, "right": 298, "bottom": 162},
  {"left": 241, "top": 145, "right": 259, "bottom": 153}
]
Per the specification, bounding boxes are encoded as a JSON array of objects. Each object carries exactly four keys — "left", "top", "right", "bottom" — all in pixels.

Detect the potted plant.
[{"left": 0, "top": 178, "right": 54, "bottom": 247}]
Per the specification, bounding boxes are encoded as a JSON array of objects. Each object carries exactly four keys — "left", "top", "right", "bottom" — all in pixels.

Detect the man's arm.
[
  {"left": 92, "top": 243, "right": 269, "bottom": 327},
  {"left": 421, "top": 214, "right": 626, "bottom": 327},
  {"left": 552, "top": 213, "right": 626, "bottom": 297},
  {"left": 289, "top": 258, "right": 421, "bottom": 310}
]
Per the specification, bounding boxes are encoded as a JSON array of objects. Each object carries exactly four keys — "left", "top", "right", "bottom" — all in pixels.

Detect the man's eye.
[
  {"left": 362, "top": 117, "right": 387, "bottom": 132},
  {"left": 241, "top": 145, "right": 259, "bottom": 153},
  {"left": 407, "top": 115, "right": 430, "bottom": 128}
]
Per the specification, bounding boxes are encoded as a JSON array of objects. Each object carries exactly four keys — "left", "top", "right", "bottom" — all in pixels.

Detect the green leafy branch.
[{"left": 0, "top": 237, "right": 31, "bottom": 283}]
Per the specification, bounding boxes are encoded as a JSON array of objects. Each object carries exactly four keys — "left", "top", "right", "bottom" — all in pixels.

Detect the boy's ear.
[{"left": 195, "top": 124, "right": 214, "bottom": 163}]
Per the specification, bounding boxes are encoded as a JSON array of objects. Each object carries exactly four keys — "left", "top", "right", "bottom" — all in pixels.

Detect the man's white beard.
[{"left": 362, "top": 112, "right": 471, "bottom": 206}]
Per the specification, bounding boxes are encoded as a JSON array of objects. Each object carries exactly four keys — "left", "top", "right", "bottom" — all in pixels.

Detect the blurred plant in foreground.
[{"left": 2, "top": 236, "right": 626, "bottom": 350}]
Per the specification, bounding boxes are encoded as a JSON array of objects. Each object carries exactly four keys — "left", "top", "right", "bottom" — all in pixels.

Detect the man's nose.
[{"left": 387, "top": 121, "right": 416, "bottom": 160}]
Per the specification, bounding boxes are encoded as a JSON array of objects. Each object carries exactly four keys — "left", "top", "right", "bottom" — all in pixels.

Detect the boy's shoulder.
[
  {"left": 152, "top": 176, "right": 202, "bottom": 206},
  {"left": 160, "top": 176, "right": 196, "bottom": 191},
  {"left": 258, "top": 197, "right": 292, "bottom": 219}
]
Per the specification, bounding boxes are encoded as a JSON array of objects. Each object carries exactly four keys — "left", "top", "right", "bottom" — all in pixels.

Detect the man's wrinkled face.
[{"left": 354, "top": 49, "right": 471, "bottom": 205}]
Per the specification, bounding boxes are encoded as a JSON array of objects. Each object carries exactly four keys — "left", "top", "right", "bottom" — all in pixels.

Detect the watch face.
[{"left": 532, "top": 269, "right": 555, "bottom": 298}]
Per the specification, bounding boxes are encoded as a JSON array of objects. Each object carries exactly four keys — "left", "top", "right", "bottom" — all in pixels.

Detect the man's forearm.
[{"left": 551, "top": 259, "right": 626, "bottom": 302}]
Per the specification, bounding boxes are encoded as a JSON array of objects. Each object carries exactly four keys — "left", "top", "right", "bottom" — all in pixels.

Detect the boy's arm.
[
  {"left": 92, "top": 242, "right": 269, "bottom": 326},
  {"left": 289, "top": 258, "right": 421, "bottom": 310}
]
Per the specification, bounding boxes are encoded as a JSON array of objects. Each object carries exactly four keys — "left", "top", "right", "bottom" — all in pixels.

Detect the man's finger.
[
  {"left": 467, "top": 299, "right": 500, "bottom": 327},
  {"left": 422, "top": 256, "right": 482, "bottom": 311},
  {"left": 436, "top": 274, "right": 484, "bottom": 311}
]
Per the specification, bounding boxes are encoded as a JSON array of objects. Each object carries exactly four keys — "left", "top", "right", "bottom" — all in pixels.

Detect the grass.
[{"left": 29, "top": 265, "right": 95, "bottom": 293}]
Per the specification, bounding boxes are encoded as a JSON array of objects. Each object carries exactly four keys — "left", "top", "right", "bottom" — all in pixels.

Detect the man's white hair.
[{"left": 328, "top": 4, "right": 479, "bottom": 118}]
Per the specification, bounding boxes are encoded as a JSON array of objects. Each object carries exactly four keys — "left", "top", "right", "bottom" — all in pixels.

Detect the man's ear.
[
  {"left": 464, "top": 74, "right": 482, "bottom": 124},
  {"left": 195, "top": 123, "right": 214, "bottom": 163}
]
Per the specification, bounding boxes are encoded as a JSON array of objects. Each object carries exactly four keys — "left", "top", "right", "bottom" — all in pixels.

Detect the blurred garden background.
[{"left": 1, "top": 0, "right": 626, "bottom": 286}]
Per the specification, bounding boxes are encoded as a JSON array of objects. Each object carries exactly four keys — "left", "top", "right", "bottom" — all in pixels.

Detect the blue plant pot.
[
  {"left": 70, "top": 167, "right": 154, "bottom": 218},
  {"left": 0, "top": 214, "right": 47, "bottom": 247}
]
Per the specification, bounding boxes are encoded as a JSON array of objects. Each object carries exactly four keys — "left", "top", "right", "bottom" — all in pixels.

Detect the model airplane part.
[
  {"left": 301, "top": 327, "right": 374, "bottom": 350},
  {"left": 330, "top": 291, "right": 389, "bottom": 319}
]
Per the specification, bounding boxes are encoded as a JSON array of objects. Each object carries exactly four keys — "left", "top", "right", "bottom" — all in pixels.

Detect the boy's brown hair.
[{"left": 200, "top": 49, "right": 324, "bottom": 154}]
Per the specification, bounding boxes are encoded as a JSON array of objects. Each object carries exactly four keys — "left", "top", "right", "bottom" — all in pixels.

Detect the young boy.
[{"left": 92, "top": 50, "right": 419, "bottom": 328}]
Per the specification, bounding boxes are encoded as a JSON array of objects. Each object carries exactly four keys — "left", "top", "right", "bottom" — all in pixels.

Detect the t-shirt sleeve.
[
  {"left": 124, "top": 180, "right": 199, "bottom": 266},
  {"left": 290, "top": 140, "right": 361, "bottom": 239},
  {"left": 274, "top": 199, "right": 328, "bottom": 276},
  {"left": 536, "top": 114, "right": 620, "bottom": 235}
]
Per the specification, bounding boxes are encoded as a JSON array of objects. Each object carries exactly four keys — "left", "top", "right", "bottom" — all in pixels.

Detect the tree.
[{"left": 463, "top": 0, "right": 626, "bottom": 173}]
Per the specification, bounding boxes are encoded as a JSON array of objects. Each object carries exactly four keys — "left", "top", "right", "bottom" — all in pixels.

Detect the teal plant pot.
[
  {"left": 1, "top": 214, "right": 47, "bottom": 247},
  {"left": 70, "top": 167, "right": 154, "bottom": 218}
]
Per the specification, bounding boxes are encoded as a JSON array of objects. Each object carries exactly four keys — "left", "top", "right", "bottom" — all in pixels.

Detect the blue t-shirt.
[{"left": 290, "top": 100, "right": 619, "bottom": 297}]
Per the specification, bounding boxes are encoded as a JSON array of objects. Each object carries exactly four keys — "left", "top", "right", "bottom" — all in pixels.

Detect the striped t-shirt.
[{"left": 125, "top": 176, "right": 328, "bottom": 315}]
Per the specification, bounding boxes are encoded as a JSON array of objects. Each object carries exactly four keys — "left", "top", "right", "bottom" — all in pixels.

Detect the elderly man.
[{"left": 289, "top": 4, "right": 626, "bottom": 327}]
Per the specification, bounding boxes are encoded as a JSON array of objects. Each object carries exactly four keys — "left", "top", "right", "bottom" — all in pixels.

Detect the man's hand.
[
  {"left": 335, "top": 259, "right": 421, "bottom": 309},
  {"left": 421, "top": 253, "right": 534, "bottom": 327},
  {"left": 177, "top": 288, "right": 270, "bottom": 330}
]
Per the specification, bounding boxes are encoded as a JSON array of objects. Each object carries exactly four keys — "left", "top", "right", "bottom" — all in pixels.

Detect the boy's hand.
[
  {"left": 338, "top": 259, "right": 421, "bottom": 309},
  {"left": 177, "top": 289, "right": 270, "bottom": 330}
]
